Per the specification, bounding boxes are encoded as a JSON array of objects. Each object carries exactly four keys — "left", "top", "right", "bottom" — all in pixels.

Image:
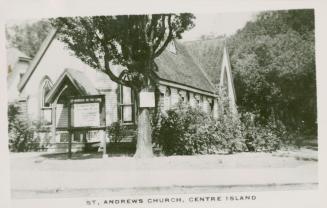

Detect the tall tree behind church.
[
  {"left": 6, "top": 20, "right": 52, "bottom": 58},
  {"left": 228, "top": 9, "right": 316, "bottom": 140}
]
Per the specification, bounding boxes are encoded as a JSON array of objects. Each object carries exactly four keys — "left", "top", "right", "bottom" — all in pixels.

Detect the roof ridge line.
[{"left": 181, "top": 36, "right": 225, "bottom": 44}]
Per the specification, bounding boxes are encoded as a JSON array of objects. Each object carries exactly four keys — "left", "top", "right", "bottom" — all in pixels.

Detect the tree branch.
[
  {"left": 153, "top": 15, "right": 173, "bottom": 58},
  {"left": 101, "top": 41, "right": 130, "bottom": 86},
  {"left": 152, "top": 16, "right": 166, "bottom": 53}
]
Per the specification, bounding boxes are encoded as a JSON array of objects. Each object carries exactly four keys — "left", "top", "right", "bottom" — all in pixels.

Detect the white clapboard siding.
[{"left": 56, "top": 104, "right": 69, "bottom": 128}]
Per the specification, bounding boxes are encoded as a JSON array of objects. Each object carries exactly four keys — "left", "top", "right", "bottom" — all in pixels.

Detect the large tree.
[{"left": 51, "top": 14, "right": 195, "bottom": 158}]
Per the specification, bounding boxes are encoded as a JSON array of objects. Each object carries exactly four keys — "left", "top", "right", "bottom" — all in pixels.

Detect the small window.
[
  {"left": 178, "top": 90, "right": 186, "bottom": 102},
  {"left": 159, "top": 93, "right": 165, "bottom": 109},
  {"left": 87, "top": 130, "right": 99, "bottom": 142},
  {"left": 194, "top": 94, "right": 200, "bottom": 104},
  {"left": 73, "top": 131, "right": 84, "bottom": 142},
  {"left": 164, "top": 87, "right": 171, "bottom": 110},
  {"left": 59, "top": 132, "right": 69, "bottom": 143},
  {"left": 209, "top": 98, "right": 214, "bottom": 112},
  {"left": 186, "top": 92, "right": 190, "bottom": 102}
]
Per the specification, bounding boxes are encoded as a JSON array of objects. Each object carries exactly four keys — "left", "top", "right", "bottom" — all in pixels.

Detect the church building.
[{"left": 7, "top": 29, "right": 236, "bottom": 153}]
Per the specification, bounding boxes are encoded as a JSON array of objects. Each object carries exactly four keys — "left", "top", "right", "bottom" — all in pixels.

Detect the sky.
[
  {"left": 6, "top": 11, "right": 258, "bottom": 43},
  {"left": 181, "top": 12, "right": 257, "bottom": 41}
]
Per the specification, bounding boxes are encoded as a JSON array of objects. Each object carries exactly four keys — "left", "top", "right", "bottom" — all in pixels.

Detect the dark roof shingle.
[
  {"left": 183, "top": 38, "right": 225, "bottom": 85},
  {"left": 155, "top": 41, "right": 215, "bottom": 93}
]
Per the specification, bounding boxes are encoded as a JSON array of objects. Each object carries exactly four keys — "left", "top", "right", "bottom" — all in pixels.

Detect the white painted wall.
[
  {"left": 20, "top": 38, "right": 116, "bottom": 121},
  {"left": 7, "top": 61, "right": 30, "bottom": 102}
]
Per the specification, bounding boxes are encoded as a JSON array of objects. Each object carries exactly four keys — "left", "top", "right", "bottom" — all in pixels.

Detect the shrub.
[
  {"left": 154, "top": 102, "right": 208, "bottom": 155},
  {"left": 154, "top": 102, "right": 246, "bottom": 155},
  {"left": 8, "top": 104, "right": 40, "bottom": 152},
  {"left": 242, "top": 112, "right": 282, "bottom": 152},
  {"left": 107, "top": 121, "right": 128, "bottom": 143},
  {"left": 154, "top": 99, "right": 283, "bottom": 155}
]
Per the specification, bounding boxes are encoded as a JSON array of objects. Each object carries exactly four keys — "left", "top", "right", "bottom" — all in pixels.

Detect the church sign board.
[
  {"left": 73, "top": 103, "right": 100, "bottom": 127},
  {"left": 67, "top": 95, "right": 106, "bottom": 158},
  {"left": 69, "top": 95, "right": 106, "bottom": 128}
]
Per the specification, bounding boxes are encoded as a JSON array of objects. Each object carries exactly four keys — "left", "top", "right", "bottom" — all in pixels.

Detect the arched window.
[
  {"left": 178, "top": 90, "right": 185, "bottom": 102},
  {"left": 164, "top": 87, "right": 171, "bottom": 110},
  {"left": 40, "top": 78, "right": 53, "bottom": 124},
  {"left": 209, "top": 98, "right": 214, "bottom": 112},
  {"left": 41, "top": 79, "right": 52, "bottom": 108},
  {"left": 186, "top": 91, "right": 190, "bottom": 103},
  {"left": 194, "top": 94, "right": 200, "bottom": 105}
]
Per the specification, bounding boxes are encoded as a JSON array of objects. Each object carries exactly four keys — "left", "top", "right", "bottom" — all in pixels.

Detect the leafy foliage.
[
  {"left": 154, "top": 93, "right": 245, "bottom": 155},
  {"left": 8, "top": 104, "right": 40, "bottom": 152},
  {"left": 51, "top": 14, "right": 195, "bottom": 91},
  {"left": 6, "top": 20, "right": 52, "bottom": 58},
  {"left": 107, "top": 122, "right": 128, "bottom": 143},
  {"left": 153, "top": 102, "right": 209, "bottom": 155},
  {"left": 228, "top": 9, "right": 316, "bottom": 139},
  {"left": 154, "top": 89, "right": 284, "bottom": 155},
  {"left": 242, "top": 112, "right": 283, "bottom": 152}
]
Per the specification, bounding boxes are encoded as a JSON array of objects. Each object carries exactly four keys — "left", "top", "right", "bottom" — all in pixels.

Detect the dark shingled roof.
[
  {"left": 155, "top": 41, "right": 215, "bottom": 93},
  {"left": 183, "top": 38, "right": 225, "bottom": 85}
]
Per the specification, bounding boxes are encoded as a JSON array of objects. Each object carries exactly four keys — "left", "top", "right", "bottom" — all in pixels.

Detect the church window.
[
  {"left": 119, "top": 85, "right": 135, "bottom": 123},
  {"left": 164, "top": 87, "right": 171, "bottom": 110},
  {"left": 40, "top": 78, "right": 52, "bottom": 124}
]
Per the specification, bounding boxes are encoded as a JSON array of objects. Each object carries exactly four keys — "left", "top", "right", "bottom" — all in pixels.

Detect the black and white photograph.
[{"left": 1, "top": 1, "right": 326, "bottom": 207}]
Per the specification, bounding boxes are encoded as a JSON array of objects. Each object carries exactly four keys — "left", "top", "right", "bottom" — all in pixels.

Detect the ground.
[{"left": 10, "top": 148, "right": 318, "bottom": 199}]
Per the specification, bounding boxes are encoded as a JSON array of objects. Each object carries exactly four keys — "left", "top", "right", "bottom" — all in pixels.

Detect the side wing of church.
[{"left": 9, "top": 30, "right": 236, "bottom": 153}]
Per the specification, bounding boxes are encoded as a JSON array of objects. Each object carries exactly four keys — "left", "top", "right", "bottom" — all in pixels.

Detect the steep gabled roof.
[
  {"left": 46, "top": 68, "right": 99, "bottom": 103},
  {"left": 183, "top": 38, "right": 225, "bottom": 85},
  {"left": 18, "top": 29, "right": 57, "bottom": 92},
  {"left": 18, "top": 30, "right": 216, "bottom": 94},
  {"left": 155, "top": 41, "right": 215, "bottom": 93}
]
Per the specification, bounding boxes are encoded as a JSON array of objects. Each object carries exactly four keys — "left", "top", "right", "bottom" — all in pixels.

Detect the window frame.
[
  {"left": 40, "top": 78, "right": 53, "bottom": 124},
  {"left": 118, "top": 85, "right": 135, "bottom": 124}
]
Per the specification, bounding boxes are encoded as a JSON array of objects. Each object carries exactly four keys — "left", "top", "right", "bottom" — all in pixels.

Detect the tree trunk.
[{"left": 134, "top": 107, "right": 154, "bottom": 158}]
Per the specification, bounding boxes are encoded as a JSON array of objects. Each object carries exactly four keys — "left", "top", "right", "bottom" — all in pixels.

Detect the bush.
[
  {"left": 242, "top": 112, "right": 282, "bottom": 152},
  {"left": 154, "top": 103, "right": 208, "bottom": 155},
  {"left": 154, "top": 102, "right": 246, "bottom": 155},
  {"left": 154, "top": 100, "right": 283, "bottom": 155},
  {"left": 8, "top": 104, "right": 40, "bottom": 152},
  {"left": 107, "top": 121, "right": 128, "bottom": 143}
]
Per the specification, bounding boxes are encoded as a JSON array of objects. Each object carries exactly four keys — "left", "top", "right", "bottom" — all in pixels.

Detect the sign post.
[
  {"left": 69, "top": 95, "right": 106, "bottom": 158},
  {"left": 68, "top": 100, "right": 72, "bottom": 159}
]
